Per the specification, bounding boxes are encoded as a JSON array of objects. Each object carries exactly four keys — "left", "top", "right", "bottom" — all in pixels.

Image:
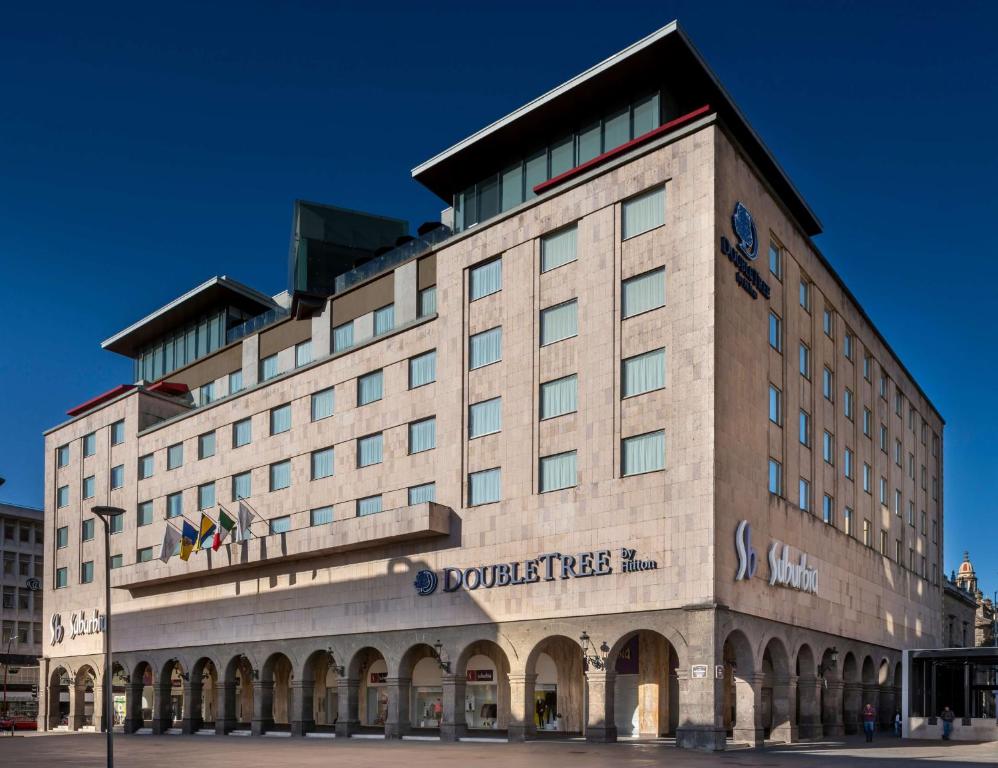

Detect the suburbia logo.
[
  {"left": 734, "top": 520, "right": 819, "bottom": 596},
  {"left": 50, "top": 609, "right": 105, "bottom": 645},
  {"left": 719, "top": 202, "right": 770, "bottom": 300},
  {"left": 734, "top": 520, "right": 757, "bottom": 581}
]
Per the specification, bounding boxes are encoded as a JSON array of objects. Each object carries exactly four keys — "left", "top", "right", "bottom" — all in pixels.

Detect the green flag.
[{"left": 212, "top": 508, "right": 237, "bottom": 551}]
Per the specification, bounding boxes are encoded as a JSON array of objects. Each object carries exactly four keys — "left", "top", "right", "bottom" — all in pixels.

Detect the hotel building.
[{"left": 39, "top": 22, "right": 944, "bottom": 749}]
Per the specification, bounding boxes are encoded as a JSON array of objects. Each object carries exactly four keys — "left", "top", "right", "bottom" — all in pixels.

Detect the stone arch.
[
  {"left": 157, "top": 658, "right": 187, "bottom": 730},
  {"left": 300, "top": 648, "right": 340, "bottom": 733},
  {"left": 794, "top": 644, "right": 820, "bottom": 740},
  {"left": 47, "top": 665, "right": 71, "bottom": 730},
  {"left": 260, "top": 651, "right": 294, "bottom": 732},
  {"left": 761, "top": 636, "right": 793, "bottom": 742},
  {"left": 606, "top": 628, "right": 680, "bottom": 738},
  {"left": 109, "top": 662, "right": 128, "bottom": 729},
  {"left": 454, "top": 638, "right": 512, "bottom": 733},
  {"left": 190, "top": 656, "right": 221, "bottom": 732},
  {"left": 861, "top": 656, "right": 877, "bottom": 686},
  {"left": 840, "top": 651, "right": 860, "bottom": 734},
  {"left": 818, "top": 646, "right": 843, "bottom": 737},
  {"left": 722, "top": 629, "right": 756, "bottom": 744},
  {"left": 397, "top": 643, "right": 443, "bottom": 735},
  {"left": 348, "top": 646, "right": 388, "bottom": 730},
  {"left": 73, "top": 664, "right": 98, "bottom": 730},
  {"left": 221, "top": 654, "right": 256, "bottom": 732},
  {"left": 125, "top": 661, "right": 154, "bottom": 733},
  {"left": 525, "top": 635, "right": 585, "bottom": 735},
  {"left": 877, "top": 658, "right": 895, "bottom": 729}
]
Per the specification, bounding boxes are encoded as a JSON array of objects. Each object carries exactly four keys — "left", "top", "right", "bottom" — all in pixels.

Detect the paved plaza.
[{"left": 2, "top": 734, "right": 996, "bottom": 768}]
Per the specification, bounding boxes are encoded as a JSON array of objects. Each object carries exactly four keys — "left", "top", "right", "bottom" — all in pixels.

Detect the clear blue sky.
[{"left": 1, "top": 1, "right": 995, "bottom": 597}]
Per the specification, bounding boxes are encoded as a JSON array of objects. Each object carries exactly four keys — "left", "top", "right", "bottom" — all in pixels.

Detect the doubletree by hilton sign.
[
  {"left": 720, "top": 202, "right": 771, "bottom": 301},
  {"left": 413, "top": 548, "right": 658, "bottom": 596}
]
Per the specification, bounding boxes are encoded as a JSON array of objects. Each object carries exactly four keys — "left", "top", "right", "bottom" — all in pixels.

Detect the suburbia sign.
[
  {"left": 734, "top": 521, "right": 818, "bottom": 595},
  {"left": 413, "top": 548, "right": 657, "bottom": 596},
  {"left": 719, "top": 202, "right": 770, "bottom": 301},
  {"left": 50, "top": 609, "right": 105, "bottom": 645}
]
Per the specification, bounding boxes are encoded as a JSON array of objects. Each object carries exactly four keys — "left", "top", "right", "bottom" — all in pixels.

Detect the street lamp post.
[{"left": 93, "top": 506, "right": 123, "bottom": 768}]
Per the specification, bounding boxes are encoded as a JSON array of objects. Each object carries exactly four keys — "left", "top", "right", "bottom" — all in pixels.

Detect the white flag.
[
  {"left": 236, "top": 501, "right": 256, "bottom": 542},
  {"left": 160, "top": 524, "right": 182, "bottom": 563}
]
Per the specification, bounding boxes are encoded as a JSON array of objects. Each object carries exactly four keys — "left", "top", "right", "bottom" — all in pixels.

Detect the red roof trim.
[
  {"left": 532, "top": 104, "right": 712, "bottom": 196},
  {"left": 66, "top": 384, "right": 137, "bottom": 417},
  {"left": 147, "top": 381, "right": 189, "bottom": 396}
]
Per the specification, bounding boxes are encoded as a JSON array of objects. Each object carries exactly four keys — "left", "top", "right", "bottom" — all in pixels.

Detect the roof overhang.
[
  {"left": 412, "top": 21, "right": 822, "bottom": 237},
  {"left": 101, "top": 276, "right": 280, "bottom": 358}
]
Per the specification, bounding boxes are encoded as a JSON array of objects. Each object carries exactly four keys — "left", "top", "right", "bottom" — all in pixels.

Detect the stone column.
[
  {"left": 674, "top": 607, "right": 726, "bottom": 750},
  {"left": 123, "top": 681, "right": 142, "bottom": 734},
  {"left": 92, "top": 676, "right": 105, "bottom": 732},
  {"left": 335, "top": 679, "right": 360, "bottom": 738},
  {"left": 251, "top": 680, "right": 273, "bottom": 736},
  {"left": 506, "top": 673, "right": 536, "bottom": 742},
  {"left": 770, "top": 675, "right": 797, "bottom": 743},
  {"left": 732, "top": 672, "right": 765, "bottom": 747},
  {"left": 584, "top": 670, "right": 617, "bottom": 743},
  {"left": 796, "top": 676, "right": 823, "bottom": 740},
  {"left": 179, "top": 681, "right": 195, "bottom": 734},
  {"left": 216, "top": 682, "right": 237, "bottom": 735},
  {"left": 821, "top": 679, "right": 844, "bottom": 738},
  {"left": 151, "top": 682, "right": 172, "bottom": 735},
  {"left": 440, "top": 673, "right": 467, "bottom": 742},
  {"left": 842, "top": 682, "right": 862, "bottom": 734},
  {"left": 383, "top": 677, "right": 411, "bottom": 739},
  {"left": 37, "top": 661, "right": 50, "bottom": 732},
  {"left": 878, "top": 684, "right": 896, "bottom": 731},
  {"left": 290, "top": 680, "right": 315, "bottom": 736},
  {"left": 68, "top": 678, "right": 82, "bottom": 731}
]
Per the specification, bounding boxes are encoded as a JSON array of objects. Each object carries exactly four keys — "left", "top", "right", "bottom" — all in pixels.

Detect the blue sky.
[{"left": 1, "top": 1, "right": 995, "bottom": 597}]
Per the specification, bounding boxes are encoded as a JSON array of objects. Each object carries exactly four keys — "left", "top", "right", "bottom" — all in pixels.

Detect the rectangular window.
[
  {"left": 799, "top": 478, "right": 811, "bottom": 511},
  {"left": 357, "top": 495, "right": 383, "bottom": 516},
  {"left": 863, "top": 408, "right": 872, "bottom": 436},
  {"left": 541, "top": 226, "right": 578, "bottom": 272},
  {"left": 799, "top": 410, "right": 810, "bottom": 447},
  {"left": 167, "top": 443, "right": 183, "bottom": 470},
  {"left": 232, "top": 471, "right": 252, "bottom": 501},
  {"left": 470, "top": 258, "right": 502, "bottom": 300},
  {"left": 621, "top": 186, "right": 665, "bottom": 239},
  {"left": 295, "top": 340, "right": 312, "bottom": 367},
  {"left": 823, "top": 308, "right": 834, "bottom": 337},
  {"left": 623, "top": 349, "right": 665, "bottom": 398},
  {"left": 110, "top": 513, "right": 123, "bottom": 534},
  {"left": 768, "top": 241, "right": 782, "bottom": 280},
  {"left": 373, "top": 304, "right": 395, "bottom": 335},
  {"left": 57, "top": 484, "right": 69, "bottom": 508},
  {"left": 310, "top": 447, "right": 334, "bottom": 480},
  {"left": 540, "top": 451, "right": 577, "bottom": 492},
  {"left": 57, "top": 444, "right": 70, "bottom": 467},
  {"left": 137, "top": 501, "right": 153, "bottom": 527},
  {"left": 137, "top": 547, "right": 153, "bottom": 563},
  {"left": 408, "top": 482, "right": 436, "bottom": 505},
  {"left": 167, "top": 492, "right": 183, "bottom": 518},
  {"left": 198, "top": 431, "right": 216, "bottom": 459},
  {"left": 200, "top": 382, "right": 214, "bottom": 405},
  {"left": 799, "top": 279, "right": 811, "bottom": 312},
  {"left": 229, "top": 369, "right": 243, "bottom": 394},
  {"left": 843, "top": 333, "right": 853, "bottom": 360},
  {"left": 822, "top": 494, "right": 834, "bottom": 525},
  {"left": 864, "top": 355, "right": 872, "bottom": 381},
  {"left": 137, "top": 453, "right": 153, "bottom": 480},
  {"left": 895, "top": 391, "right": 903, "bottom": 416},
  {"left": 768, "top": 458, "right": 782, "bottom": 495},
  {"left": 880, "top": 375, "right": 888, "bottom": 399},
  {"left": 822, "top": 367, "right": 834, "bottom": 401},
  {"left": 407, "top": 417, "right": 436, "bottom": 454},
  {"left": 622, "top": 430, "right": 665, "bottom": 476},
  {"left": 632, "top": 92, "right": 659, "bottom": 135},
  {"left": 540, "top": 300, "right": 578, "bottom": 345},
  {"left": 310, "top": 506, "right": 334, "bottom": 526},
  {"left": 880, "top": 530, "right": 888, "bottom": 556},
  {"left": 198, "top": 482, "right": 215, "bottom": 510},
  {"left": 469, "top": 327, "right": 502, "bottom": 369},
  {"left": 233, "top": 417, "right": 252, "bottom": 448},
  {"left": 622, "top": 267, "right": 665, "bottom": 318},
  {"left": 603, "top": 108, "right": 630, "bottom": 151},
  {"left": 842, "top": 448, "right": 854, "bottom": 480},
  {"left": 799, "top": 343, "right": 810, "bottom": 378},
  {"left": 894, "top": 439, "right": 902, "bottom": 466},
  {"left": 83, "top": 432, "right": 96, "bottom": 456},
  {"left": 260, "top": 354, "right": 279, "bottom": 381},
  {"left": 418, "top": 285, "right": 437, "bottom": 317},
  {"left": 844, "top": 388, "right": 854, "bottom": 420},
  {"left": 921, "top": 510, "right": 927, "bottom": 536},
  {"left": 863, "top": 519, "right": 872, "bottom": 546},
  {"left": 311, "top": 388, "right": 335, "bottom": 421},
  {"left": 111, "top": 420, "right": 125, "bottom": 445},
  {"left": 270, "top": 516, "right": 291, "bottom": 534},
  {"left": 55, "top": 567, "right": 68, "bottom": 589},
  {"left": 894, "top": 489, "right": 902, "bottom": 515},
  {"left": 270, "top": 404, "right": 292, "bottom": 435},
  {"left": 907, "top": 500, "right": 915, "bottom": 526},
  {"left": 82, "top": 518, "right": 95, "bottom": 541},
  {"left": 768, "top": 384, "right": 782, "bottom": 425},
  {"left": 844, "top": 507, "right": 853, "bottom": 536},
  {"left": 56, "top": 526, "right": 69, "bottom": 548},
  {"left": 81, "top": 561, "right": 94, "bottom": 584},
  {"left": 469, "top": 398, "right": 502, "bottom": 438},
  {"left": 83, "top": 475, "right": 95, "bottom": 499},
  {"left": 269, "top": 460, "right": 291, "bottom": 491},
  {"left": 358, "top": 370, "right": 383, "bottom": 405},
  {"left": 409, "top": 350, "right": 436, "bottom": 388},
  {"left": 880, "top": 424, "right": 888, "bottom": 452},
  {"left": 879, "top": 477, "right": 888, "bottom": 505},
  {"left": 468, "top": 468, "right": 501, "bottom": 506},
  {"left": 769, "top": 311, "right": 782, "bottom": 352},
  {"left": 822, "top": 431, "right": 834, "bottom": 464},
  {"left": 110, "top": 464, "right": 124, "bottom": 489},
  {"left": 333, "top": 321, "right": 354, "bottom": 352},
  {"left": 357, "top": 433, "right": 383, "bottom": 467}
]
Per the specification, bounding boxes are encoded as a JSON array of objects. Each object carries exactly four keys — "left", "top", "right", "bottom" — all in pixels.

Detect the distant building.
[
  {"left": 943, "top": 575, "right": 976, "bottom": 647},
  {"left": 953, "top": 552, "right": 996, "bottom": 648}
]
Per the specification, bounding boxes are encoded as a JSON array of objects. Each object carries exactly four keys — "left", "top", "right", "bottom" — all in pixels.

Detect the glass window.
[
  {"left": 233, "top": 417, "right": 252, "bottom": 448},
  {"left": 823, "top": 494, "right": 834, "bottom": 524},
  {"left": 295, "top": 340, "right": 312, "bottom": 367},
  {"left": 632, "top": 92, "right": 659, "bottom": 136},
  {"left": 310, "top": 506, "right": 333, "bottom": 526},
  {"left": 269, "top": 460, "right": 291, "bottom": 491},
  {"left": 622, "top": 187, "right": 665, "bottom": 239},
  {"left": 232, "top": 471, "right": 252, "bottom": 501},
  {"left": 768, "top": 384, "right": 782, "bottom": 424},
  {"left": 501, "top": 162, "right": 524, "bottom": 211},
  {"left": 549, "top": 135, "right": 573, "bottom": 177},
  {"left": 260, "top": 354, "right": 279, "bottom": 381},
  {"left": 863, "top": 463, "right": 872, "bottom": 493},
  {"left": 81, "top": 561, "right": 94, "bottom": 584},
  {"left": 358, "top": 370, "right": 383, "bottom": 405},
  {"left": 270, "top": 404, "right": 292, "bottom": 435},
  {"left": 768, "top": 241, "right": 782, "bottom": 280},
  {"left": 540, "top": 300, "right": 578, "bottom": 345},
  {"left": 83, "top": 432, "right": 96, "bottom": 457},
  {"left": 357, "top": 495, "right": 383, "bottom": 516},
  {"left": 111, "top": 420, "right": 125, "bottom": 445},
  {"left": 468, "top": 468, "right": 501, "bottom": 506},
  {"left": 200, "top": 382, "right": 214, "bottom": 405},
  {"left": 358, "top": 433, "right": 383, "bottom": 467},
  {"left": 198, "top": 482, "right": 215, "bottom": 510},
  {"left": 799, "top": 410, "right": 810, "bottom": 446},
  {"left": 167, "top": 492, "right": 183, "bottom": 518},
  {"left": 56, "top": 526, "right": 69, "bottom": 548},
  {"left": 110, "top": 513, "right": 123, "bottom": 534},
  {"left": 408, "top": 418, "right": 436, "bottom": 454},
  {"left": 880, "top": 424, "right": 888, "bottom": 452},
  {"left": 823, "top": 308, "right": 834, "bottom": 337},
  {"left": 879, "top": 477, "right": 888, "bottom": 505},
  {"left": 524, "top": 151, "right": 546, "bottom": 200},
  {"left": 270, "top": 516, "right": 291, "bottom": 534},
  {"left": 229, "top": 369, "right": 243, "bottom": 394},
  {"left": 799, "top": 343, "right": 811, "bottom": 378},
  {"left": 333, "top": 321, "right": 354, "bottom": 352},
  {"left": 469, "top": 327, "right": 502, "bottom": 369},
  {"left": 409, "top": 350, "right": 436, "bottom": 389},
  {"left": 843, "top": 333, "right": 853, "bottom": 360},
  {"left": 822, "top": 367, "right": 834, "bottom": 400},
  {"left": 82, "top": 518, "right": 94, "bottom": 541},
  {"left": 844, "top": 448, "right": 854, "bottom": 479},
  {"left": 540, "top": 374, "right": 577, "bottom": 419},
  {"left": 844, "top": 388, "right": 854, "bottom": 420},
  {"left": 540, "top": 451, "right": 577, "bottom": 492},
  {"left": 55, "top": 567, "right": 68, "bottom": 589},
  {"left": 137, "top": 547, "right": 153, "bottom": 563},
  {"left": 311, "top": 448, "right": 335, "bottom": 480},
  {"left": 469, "top": 398, "right": 502, "bottom": 438},
  {"left": 408, "top": 483, "right": 436, "bottom": 506},
  {"left": 603, "top": 107, "right": 630, "bottom": 151},
  {"left": 167, "top": 443, "right": 183, "bottom": 470},
  {"left": 374, "top": 304, "right": 395, "bottom": 335},
  {"left": 799, "top": 279, "right": 811, "bottom": 312},
  {"left": 541, "top": 226, "right": 578, "bottom": 272},
  {"left": 137, "top": 501, "right": 153, "bottom": 527},
  {"left": 823, "top": 431, "right": 834, "bottom": 464},
  {"left": 799, "top": 478, "right": 811, "bottom": 511},
  {"left": 57, "top": 444, "right": 70, "bottom": 467},
  {"left": 311, "top": 388, "right": 335, "bottom": 421},
  {"left": 418, "top": 286, "right": 437, "bottom": 317},
  {"left": 863, "top": 408, "right": 872, "bottom": 436},
  {"left": 769, "top": 312, "right": 782, "bottom": 352},
  {"left": 470, "top": 259, "right": 502, "bottom": 301},
  {"left": 577, "top": 123, "right": 601, "bottom": 164},
  {"left": 768, "top": 458, "right": 782, "bottom": 494},
  {"left": 110, "top": 465, "right": 124, "bottom": 490},
  {"left": 198, "top": 431, "right": 216, "bottom": 459},
  {"left": 83, "top": 475, "right": 95, "bottom": 499},
  {"left": 864, "top": 355, "right": 872, "bottom": 381},
  {"left": 622, "top": 267, "right": 665, "bottom": 318},
  {"left": 622, "top": 431, "right": 665, "bottom": 476}
]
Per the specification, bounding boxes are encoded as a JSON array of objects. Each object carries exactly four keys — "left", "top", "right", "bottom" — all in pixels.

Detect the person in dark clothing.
[{"left": 862, "top": 703, "right": 876, "bottom": 742}]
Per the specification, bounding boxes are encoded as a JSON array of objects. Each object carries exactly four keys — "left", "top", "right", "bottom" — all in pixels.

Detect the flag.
[
  {"left": 212, "top": 508, "right": 237, "bottom": 551},
  {"left": 180, "top": 520, "right": 198, "bottom": 561},
  {"left": 197, "top": 513, "right": 217, "bottom": 551},
  {"left": 160, "top": 524, "right": 182, "bottom": 563},
  {"left": 236, "top": 501, "right": 256, "bottom": 542}
]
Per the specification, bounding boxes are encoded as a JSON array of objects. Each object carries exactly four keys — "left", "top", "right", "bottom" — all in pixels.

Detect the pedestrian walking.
[
  {"left": 893, "top": 710, "right": 902, "bottom": 737},
  {"left": 940, "top": 705, "right": 955, "bottom": 740},
  {"left": 862, "top": 703, "right": 876, "bottom": 742}
]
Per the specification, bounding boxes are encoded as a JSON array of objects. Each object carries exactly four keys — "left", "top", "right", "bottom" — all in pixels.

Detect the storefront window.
[{"left": 465, "top": 655, "right": 499, "bottom": 729}]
